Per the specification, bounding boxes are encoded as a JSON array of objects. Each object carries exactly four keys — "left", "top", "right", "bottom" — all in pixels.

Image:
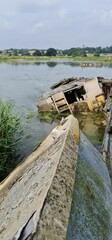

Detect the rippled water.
[{"left": 0, "top": 60, "right": 111, "bottom": 157}]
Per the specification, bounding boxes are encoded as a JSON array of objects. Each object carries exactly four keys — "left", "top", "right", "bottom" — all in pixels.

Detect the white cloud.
[
  {"left": 58, "top": 8, "right": 69, "bottom": 20},
  {"left": 0, "top": 0, "right": 112, "bottom": 49},
  {"left": 0, "top": 0, "right": 60, "bottom": 17},
  {"left": 32, "top": 22, "right": 44, "bottom": 32},
  {"left": 35, "top": 0, "right": 59, "bottom": 5},
  {"left": 100, "top": 10, "right": 112, "bottom": 24},
  {"left": 13, "top": 0, "right": 59, "bottom": 8},
  {"left": 0, "top": 15, "right": 12, "bottom": 30},
  {"left": 0, "top": 0, "right": 59, "bottom": 6}
]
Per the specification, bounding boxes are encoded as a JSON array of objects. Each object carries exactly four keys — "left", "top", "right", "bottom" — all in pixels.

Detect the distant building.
[
  {"left": 28, "top": 50, "right": 36, "bottom": 56},
  {"left": 100, "top": 53, "right": 112, "bottom": 57}
]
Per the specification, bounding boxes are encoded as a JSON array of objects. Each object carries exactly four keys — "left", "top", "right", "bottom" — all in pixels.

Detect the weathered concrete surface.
[
  {"left": 84, "top": 77, "right": 104, "bottom": 110},
  {"left": 66, "top": 131, "right": 112, "bottom": 240},
  {"left": 38, "top": 77, "right": 105, "bottom": 113},
  {"left": 1, "top": 114, "right": 112, "bottom": 240},
  {"left": 0, "top": 115, "right": 79, "bottom": 240}
]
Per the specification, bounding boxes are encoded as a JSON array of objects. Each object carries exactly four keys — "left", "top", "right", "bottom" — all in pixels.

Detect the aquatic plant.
[{"left": 0, "top": 99, "right": 23, "bottom": 181}]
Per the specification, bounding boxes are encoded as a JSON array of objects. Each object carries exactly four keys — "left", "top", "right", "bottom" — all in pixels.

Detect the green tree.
[
  {"left": 13, "top": 49, "right": 18, "bottom": 56},
  {"left": 22, "top": 49, "right": 30, "bottom": 56},
  {"left": 94, "top": 52, "right": 100, "bottom": 57},
  {"left": 19, "top": 49, "right": 30, "bottom": 56},
  {"left": 46, "top": 48, "right": 57, "bottom": 56},
  {"left": 33, "top": 50, "right": 42, "bottom": 56}
]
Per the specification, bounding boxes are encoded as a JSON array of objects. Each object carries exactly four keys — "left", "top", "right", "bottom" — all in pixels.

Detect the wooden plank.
[
  {"left": 52, "top": 96, "right": 60, "bottom": 113},
  {"left": 63, "top": 93, "right": 73, "bottom": 114},
  {"left": 51, "top": 77, "right": 76, "bottom": 89},
  {"left": 58, "top": 105, "right": 70, "bottom": 113},
  {"left": 56, "top": 99, "right": 67, "bottom": 107},
  {"left": 52, "top": 91, "right": 73, "bottom": 114},
  {"left": 52, "top": 92, "right": 64, "bottom": 101}
]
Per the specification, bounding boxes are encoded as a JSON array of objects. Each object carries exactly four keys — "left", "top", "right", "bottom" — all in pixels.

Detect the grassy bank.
[
  {"left": 72, "top": 55, "right": 112, "bottom": 63},
  {"left": 0, "top": 55, "right": 112, "bottom": 63},
  {"left": 0, "top": 55, "right": 60, "bottom": 61}
]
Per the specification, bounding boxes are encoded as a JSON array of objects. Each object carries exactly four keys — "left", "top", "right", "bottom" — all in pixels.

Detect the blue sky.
[{"left": 0, "top": 0, "right": 112, "bottom": 49}]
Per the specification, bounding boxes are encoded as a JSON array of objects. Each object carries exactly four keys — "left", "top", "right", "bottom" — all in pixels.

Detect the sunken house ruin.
[{"left": 37, "top": 77, "right": 112, "bottom": 113}]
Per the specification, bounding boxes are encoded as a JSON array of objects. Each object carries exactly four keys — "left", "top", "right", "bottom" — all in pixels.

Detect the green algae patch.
[
  {"left": 38, "top": 111, "right": 61, "bottom": 124},
  {"left": 38, "top": 111, "right": 105, "bottom": 147},
  {"left": 38, "top": 110, "right": 76, "bottom": 124},
  {"left": 75, "top": 112, "right": 105, "bottom": 146},
  {"left": 84, "top": 133, "right": 101, "bottom": 145},
  {"left": 67, "top": 131, "right": 112, "bottom": 240}
]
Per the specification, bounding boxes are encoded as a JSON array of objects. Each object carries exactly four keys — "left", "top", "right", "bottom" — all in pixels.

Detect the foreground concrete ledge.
[
  {"left": 67, "top": 131, "right": 112, "bottom": 239},
  {"left": 0, "top": 115, "right": 79, "bottom": 240}
]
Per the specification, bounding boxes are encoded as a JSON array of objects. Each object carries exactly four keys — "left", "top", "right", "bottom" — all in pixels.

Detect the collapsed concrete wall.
[{"left": 84, "top": 77, "right": 105, "bottom": 110}]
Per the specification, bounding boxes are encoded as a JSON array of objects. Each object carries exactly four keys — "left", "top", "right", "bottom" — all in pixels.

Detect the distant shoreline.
[{"left": 0, "top": 55, "right": 112, "bottom": 63}]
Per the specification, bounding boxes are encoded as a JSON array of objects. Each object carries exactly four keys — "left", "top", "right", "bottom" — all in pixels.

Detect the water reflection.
[
  {"left": 47, "top": 62, "right": 57, "bottom": 67},
  {"left": 63, "top": 61, "right": 80, "bottom": 67}
]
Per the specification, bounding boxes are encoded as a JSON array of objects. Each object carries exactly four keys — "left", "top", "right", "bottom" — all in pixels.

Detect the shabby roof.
[{"left": 43, "top": 76, "right": 112, "bottom": 99}]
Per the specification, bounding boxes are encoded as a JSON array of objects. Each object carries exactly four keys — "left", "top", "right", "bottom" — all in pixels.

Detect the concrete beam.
[{"left": 67, "top": 131, "right": 112, "bottom": 239}]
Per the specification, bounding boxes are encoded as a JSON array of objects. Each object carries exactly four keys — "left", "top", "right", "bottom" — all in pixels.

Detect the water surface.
[{"left": 0, "top": 60, "right": 111, "bottom": 157}]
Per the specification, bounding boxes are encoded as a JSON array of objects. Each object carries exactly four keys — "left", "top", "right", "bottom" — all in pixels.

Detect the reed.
[{"left": 0, "top": 99, "right": 23, "bottom": 180}]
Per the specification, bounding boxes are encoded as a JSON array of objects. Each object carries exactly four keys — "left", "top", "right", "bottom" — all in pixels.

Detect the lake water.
[{"left": 0, "top": 59, "right": 111, "bottom": 158}]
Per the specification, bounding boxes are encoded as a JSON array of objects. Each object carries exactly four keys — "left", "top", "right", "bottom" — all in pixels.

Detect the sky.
[{"left": 0, "top": 0, "right": 112, "bottom": 49}]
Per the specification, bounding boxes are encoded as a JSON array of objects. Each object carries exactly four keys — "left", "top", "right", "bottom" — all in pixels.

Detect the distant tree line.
[
  {"left": 1, "top": 46, "right": 112, "bottom": 57},
  {"left": 0, "top": 48, "right": 58, "bottom": 57},
  {"left": 62, "top": 46, "right": 112, "bottom": 57},
  {"left": 32, "top": 48, "right": 57, "bottom": 56}
]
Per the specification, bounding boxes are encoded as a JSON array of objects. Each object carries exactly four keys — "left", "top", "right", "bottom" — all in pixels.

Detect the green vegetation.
[
  {"left": 1, "top": 46, "right": 112, "bottom": 63},
  {"left": 0, "top": 54, "right": 112, "bottom": 64},
  {"left": 33, "top": 49, "right": 42, "bottom": 56},
  {"left": 0, "top": 99, "right": 23, "bottom": 181},
  {"left": 71, "top": 55, "right": 112, "bottom": 63},
  {"left": 1, "top": 46, "right": 112, "bottom": 58},
  {"left": 0, "top": 55, "right": 58, "bottom": 61},
  {"left": 46, "top": 48, "right": 57, "bottom": 56},
  {"left": 38, "top": 111, "right": 58, "bottom": 124},
  {"left": 63, "top": 46, "right": 112, "bottom": 56}
]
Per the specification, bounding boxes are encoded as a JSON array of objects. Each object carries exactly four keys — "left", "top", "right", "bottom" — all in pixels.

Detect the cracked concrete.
[
  {"left": 0, "top": 114, "right": 112, "bottom": 240},
  {"left": 0, "top": 115, "right": 79, "bottom": 240}
]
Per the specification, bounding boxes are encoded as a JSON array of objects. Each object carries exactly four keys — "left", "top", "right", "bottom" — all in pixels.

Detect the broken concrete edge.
[
  {"left": 66, "top": 131, "right": 112, "bottom": 240},
  {"left": 34, "top": 132, "right": 78, "bottom": 240},
  {"left": 0, "top": 115, "right": 79, "bottom": 240},
  {"left": 15, "top": 123, "right": 78, "bottom": 239},
  {"left": 0, "top": 114, "right": 79, "bottom": 196},
  {"left": 102, "top": 102, "right": 112, "bottom": 165}
]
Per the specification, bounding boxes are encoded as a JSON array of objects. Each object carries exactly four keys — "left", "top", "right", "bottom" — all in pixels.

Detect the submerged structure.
[{"left": 37, "top": 76, "right": 112, "bottom": 113}]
